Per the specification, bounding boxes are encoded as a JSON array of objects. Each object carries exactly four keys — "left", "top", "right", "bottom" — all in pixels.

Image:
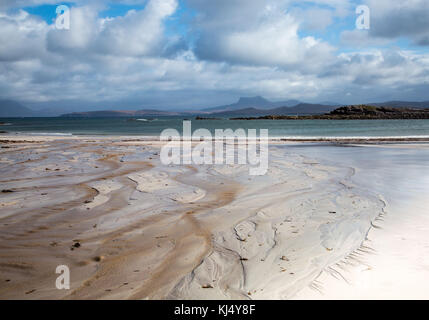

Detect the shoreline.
[{"left": 3, "top": 134, "right": 429, "bottom": 144}]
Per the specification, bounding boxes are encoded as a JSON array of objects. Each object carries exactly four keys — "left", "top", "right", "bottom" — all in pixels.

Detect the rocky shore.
[{"left": 231, "top": 105, "right": 429, "bottom": 120}]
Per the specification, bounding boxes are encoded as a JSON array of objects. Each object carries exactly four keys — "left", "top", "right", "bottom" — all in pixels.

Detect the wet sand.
[
  {"left": 292, "top": 144, "right": 429, "bottom": 299},
  {"left": 0, "top": 135, "right": 427, "bottom": 299}
]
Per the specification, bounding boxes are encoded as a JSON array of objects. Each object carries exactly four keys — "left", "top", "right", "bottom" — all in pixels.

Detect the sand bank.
[{"left": 0, "top": 135, "right": 428, "bottom": 299}]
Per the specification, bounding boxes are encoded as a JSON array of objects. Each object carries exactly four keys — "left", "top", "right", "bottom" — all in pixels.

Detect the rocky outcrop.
[
  {"left": 328, "top": 105, "right": 429, "bottom": 119},
  {"left": 231, "top": 105, "right": 429, "bottom": 120}
]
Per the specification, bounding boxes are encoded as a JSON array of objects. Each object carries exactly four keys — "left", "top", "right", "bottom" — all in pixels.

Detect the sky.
[{"left": 1, "top": 0, "right": 429, "bottom": 111}]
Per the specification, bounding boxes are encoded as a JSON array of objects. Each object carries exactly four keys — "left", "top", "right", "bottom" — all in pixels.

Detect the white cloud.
[
  {"left": 1, "top": 0, "right": 429, "bottom": 108},
  {"left": 192, "top": 2, "right": 336, "bottom": 72},
  {"left": 362, "top": 0, "right": 429, "bottom": 45},
  {"left": 95, "top": 0, "right": 177, "bottom": 56},
  {"left": 47, "top": 6, "right": 99, "bottom": 53},
  {"left": 45, "top": 0, "right": 178, "bottom": 57},
  {"left": 0, "top": 10, "right": 48, "bottom": 61}
]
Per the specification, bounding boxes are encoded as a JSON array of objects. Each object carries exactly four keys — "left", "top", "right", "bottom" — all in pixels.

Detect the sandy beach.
[{"left": 0, "top": 135, "right": 428, "bottom": 300}]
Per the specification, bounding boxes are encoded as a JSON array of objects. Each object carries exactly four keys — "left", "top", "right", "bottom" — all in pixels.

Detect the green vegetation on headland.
[
  {"left": 231, "top": 105, "right": 429, "bottom": 120},
  {"left": 195, "top": 116, "right": 222, "bottom": 120}
]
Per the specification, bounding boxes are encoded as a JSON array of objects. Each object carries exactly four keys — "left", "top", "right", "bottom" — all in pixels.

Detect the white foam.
[{"left": 23, "top": 132, "right": 73, "bottom": 136}]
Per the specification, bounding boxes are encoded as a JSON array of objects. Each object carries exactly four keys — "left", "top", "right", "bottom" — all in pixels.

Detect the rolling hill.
[
  {"left": 211, "top": 103, "right": 337, "bottom": 117},
  {"left": 0, "top": 100, "right": 36, "bottom": 117},
  {"left": 204, "top": 96, "right": 302, "bottom": 112},
  {"left": 61, "top": 109, "right": 198, "bottom": 117}
]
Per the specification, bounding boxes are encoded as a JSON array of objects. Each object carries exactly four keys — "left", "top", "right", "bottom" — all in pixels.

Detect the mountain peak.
[
  {"left": 237, "top": 96, "right": 269, "bottom": 105},
  {"left": 238, "top": 96, "right": 268, "bottom": 102},
  {"left": 204, "top": 96, "right": 302, "bottom": 112}
]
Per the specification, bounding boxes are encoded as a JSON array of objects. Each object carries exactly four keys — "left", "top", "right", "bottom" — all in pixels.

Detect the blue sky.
[
  {"left": 1, "top": 0, "right": 429, "bottom": 111},
  {"left": 24, "top": 2, "right": 148, "bottom": 21}
]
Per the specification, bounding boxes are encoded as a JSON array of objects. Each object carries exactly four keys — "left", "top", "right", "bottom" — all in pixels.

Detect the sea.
[{"left": 2, "top": 117, "right": 429, "bottom": 138}]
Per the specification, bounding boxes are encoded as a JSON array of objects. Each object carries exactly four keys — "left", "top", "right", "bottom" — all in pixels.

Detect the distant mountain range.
[
  {"left": 61, "top": 110, "right": 196, "bottom": 118},
  {"left": 204, "top": 96, "right": 304, "bottom": 112},
  {"left": 211, "top": 103, "right": 337, "bottom": 117},
  {"left": 1, "top": 97, "right": 429, "bottom": 118},
  {"left": 60, "top": 99, "right": 340, "bottom": 118},
  {"left": 0, "top": 100, "right": 78, "bottom": 117}
]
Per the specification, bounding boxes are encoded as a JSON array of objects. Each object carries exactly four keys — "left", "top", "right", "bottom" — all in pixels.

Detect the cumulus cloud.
[
  {"left": 363, "top": 0, "right": 429, "bottom": 46},
  {"left": 47, "top": 6, "right": 99, "bottom": 54},
  {"left": 0, "top": 10, "right": 48, "bottom": 61},
  {"left": 190, "top": 0, "right": 336, "bottom": 72},
  {"left": 1, "top": 0, "right": 429, "bottom": 109},
  {"left": 95, "top": 0, "right": 178, "bottom": 56},
  {"left": 45, "top": 0, "right": 178, "bottom": 56}
]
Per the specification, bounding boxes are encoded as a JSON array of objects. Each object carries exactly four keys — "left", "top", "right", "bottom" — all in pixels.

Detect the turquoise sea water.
[{"left": 2, "top": 117, "right": 429, "bottom": 138}]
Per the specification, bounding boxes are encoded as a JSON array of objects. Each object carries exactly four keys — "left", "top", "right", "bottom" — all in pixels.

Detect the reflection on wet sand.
[{"left": 1, "top": 136, "right": 412, "bottom": 299}]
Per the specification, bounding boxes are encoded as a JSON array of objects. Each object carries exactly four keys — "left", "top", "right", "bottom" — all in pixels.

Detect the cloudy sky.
[{"left": 1, "top": 0, "right": 429, "bottom": 111}]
